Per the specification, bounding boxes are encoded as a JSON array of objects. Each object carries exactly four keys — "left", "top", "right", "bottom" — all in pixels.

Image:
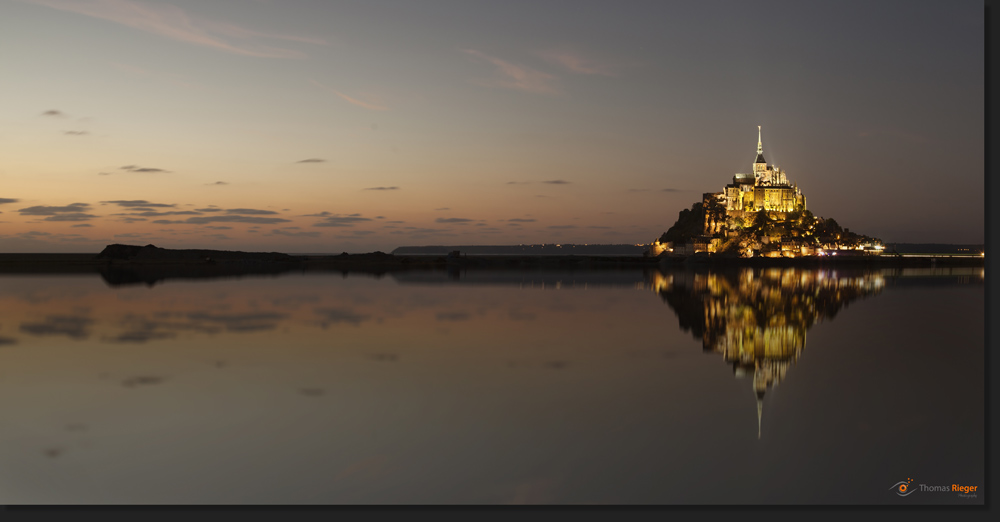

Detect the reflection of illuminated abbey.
[
  {"left": 651, "top": 268, "right": 885, "bottom": 438},
  {"left": 722, "top": 126, "right": 806, "bottom": 217}
]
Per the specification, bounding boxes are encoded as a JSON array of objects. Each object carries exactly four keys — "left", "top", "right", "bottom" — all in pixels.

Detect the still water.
[{"left": 0, "top": 266, "right": 984, "bottom": 504}]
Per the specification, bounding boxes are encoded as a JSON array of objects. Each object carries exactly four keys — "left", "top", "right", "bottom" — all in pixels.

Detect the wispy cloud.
[
  {"left": 64, "top": 130, "right": 89, "bottom": 136},
  {"left": 18, "top": 203, "right": 97, "bottom": 222},
  {"left": 0, "top": 198, "right": 19, "bottom": 205},
  {"left": 435, "top": 217, "right": 474, "bottom": 224},
  {"left": 207, "top": 181, "right": 228, "bottom": 185},
  {"left": 102, "top": 200, "right": 174, "bottom": 208},
  {"left": 312, "top": 80, "right": 389, "bottom": 111},
  {"left": 311, "top": 214, "right": 373, "bottom": 227},
  {"left": 115, "top": 210, "right": 201, "bottom": 217},
  {"left": 20, "top": 0, "right": 325, "bottom": 59},
  {"left": 152, "top": 216, "right": 290, "bottom": 225},
  {"left": 121, "top": 165, "right": 170, "bottom": 173},
  {"left": 41, "top": 109, "right": 65, "bottom": 117},
  {"left": 224, "top": 208, "right": 277, "bottom": 215},
  {"left": 40, "top": 214, "right": 96, "bottom": 222},
  {"left": 542, "top": 180, "right": 571, "bottom": 185},
  {"left": 462, "top": 49, "right": 559, "bottom": 94},
  {"left": 333, "top": 90, "right": 389, "bottom": 111},
  {"left": 506, "top": 181, "right": 531, "bottom": 185},
  {"left": 363, "top": 186, "right": 398, "bottom": 191},
  {"left": 506, "top": 218, "right": 536, "bottom": 223},
  {"left": 296, "top": 158, "right": 326, "bottom": 163},
  {"left": 538, "top": 48, "right": 617, "bottom": 77}
]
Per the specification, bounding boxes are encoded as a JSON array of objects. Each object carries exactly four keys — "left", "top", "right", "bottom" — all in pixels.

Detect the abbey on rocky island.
[{"left": 651, "top": 127, "right": 882, "bottom": 258}]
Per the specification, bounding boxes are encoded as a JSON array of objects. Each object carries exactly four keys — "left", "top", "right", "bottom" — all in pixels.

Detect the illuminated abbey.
[
  {"left": 652, "top": 126, "right": 883, "bottom": 258},
  {"left": 722, "top": 126, "right": 806, "bottom": 217}
]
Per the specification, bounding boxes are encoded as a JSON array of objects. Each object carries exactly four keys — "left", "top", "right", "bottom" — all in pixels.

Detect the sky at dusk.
[{"left": 0, "top": 0, "right": 984, "bottom": 253}]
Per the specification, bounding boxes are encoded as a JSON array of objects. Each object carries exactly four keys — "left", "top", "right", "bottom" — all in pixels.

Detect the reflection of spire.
[
  {"left": 655, "top": 267, "right": 887, "bottom": 439},
  {"left": 756, "top": 392, "right": 764, "bottom": 440}
]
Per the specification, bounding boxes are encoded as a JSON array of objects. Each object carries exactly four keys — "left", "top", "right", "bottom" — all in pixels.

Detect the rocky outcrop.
[
  {"left": 96, "top": 244, "right": 300, "bottom": 264},
  {"left": 96, "top": 244, "right": 148, "bottom": 260}
]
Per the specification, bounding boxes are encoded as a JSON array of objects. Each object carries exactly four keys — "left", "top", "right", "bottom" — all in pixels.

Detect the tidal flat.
[{"left": 0, "top": 265, "right": 983, "bottom": 504}]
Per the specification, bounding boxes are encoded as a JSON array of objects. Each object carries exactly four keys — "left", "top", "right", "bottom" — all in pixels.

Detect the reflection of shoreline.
[
  {"left": 0, "top": 251, "right": 985, "bottom": 277},
  {"left": 655, "top": 268, "right": 890, "bottom": 439},
  {"left": 63, "top": 264, "right": 995, "bottom": 289},
  {"left": 0, "top": 251, "right": 983, "bottom": 291}
]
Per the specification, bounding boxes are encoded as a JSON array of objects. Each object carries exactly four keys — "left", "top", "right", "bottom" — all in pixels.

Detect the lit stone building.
[
  {"left": 650, "top": 126, "right": 883, "bottom": 258},
  {"left": 721, "top": 126, "right": 806, "bottom": 218}
]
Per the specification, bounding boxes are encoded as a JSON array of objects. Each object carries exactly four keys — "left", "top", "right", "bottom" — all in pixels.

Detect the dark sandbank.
[{"left": 0, "top": 243, "right": 984, "bottom": 288}]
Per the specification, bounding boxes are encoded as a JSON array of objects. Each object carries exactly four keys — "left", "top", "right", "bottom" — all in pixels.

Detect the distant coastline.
[
  {"left": 0, "top": 243, "right": 985, "bottom": 276},
  {"left": 392, "top": 244, "right": 649, "bottom": 256}
]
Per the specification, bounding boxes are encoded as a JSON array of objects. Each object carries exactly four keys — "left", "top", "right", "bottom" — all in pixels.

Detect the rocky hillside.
[{"left": 658, "top": 204, "right": 882, "bottom": 257}]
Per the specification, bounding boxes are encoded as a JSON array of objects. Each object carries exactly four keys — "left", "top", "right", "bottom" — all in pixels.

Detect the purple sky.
[{"left": 0, "top": 0, "right": 984, "bottom": 252}]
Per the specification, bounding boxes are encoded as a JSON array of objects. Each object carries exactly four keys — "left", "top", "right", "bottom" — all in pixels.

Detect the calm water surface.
[{"left": 0, "top": 267, "right": 984, "bottom": 504}]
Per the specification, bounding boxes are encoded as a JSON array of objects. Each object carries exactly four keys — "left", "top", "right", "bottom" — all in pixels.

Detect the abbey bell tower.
[{"left": 753, "top": 125, "right": 767, "bottom": 179}]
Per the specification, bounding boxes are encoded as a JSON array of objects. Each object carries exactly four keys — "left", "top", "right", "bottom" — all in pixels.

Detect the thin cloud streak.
[
  {"left": 538, "top": 48, "right": 618, "bottom": 77},
  {"left": 463, "top": 49, "right": 559, "bottom": 94},
  {"left": 18, "top": 203, "right": 92, "bottom": 216},
  {"left": 152, "top": 216, "right": 291, "bottom": 225},
  {"left": 224, "top": 208, "right": 278, "bottom": 215},
  {"left": 102, "top": 200, "right": 174, "bottom": 208},
  {"left": 121, "top": 165, "right": 170, "bottom": 173},
  {"left": 19, "top": 0, "right": 322, "bottom": 59},
  {"left": 312, "top": 80, "right": 389, "bottom": 111}
]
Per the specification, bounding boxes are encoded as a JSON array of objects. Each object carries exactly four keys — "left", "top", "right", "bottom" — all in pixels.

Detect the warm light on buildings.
[{"left": 651, "top": 127, "right": 883, "bottom": 259}]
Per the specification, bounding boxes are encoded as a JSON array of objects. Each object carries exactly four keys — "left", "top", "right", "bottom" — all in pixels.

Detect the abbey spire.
[{"left": 754, "top": 125, "right": 766, "bottom": 165}]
